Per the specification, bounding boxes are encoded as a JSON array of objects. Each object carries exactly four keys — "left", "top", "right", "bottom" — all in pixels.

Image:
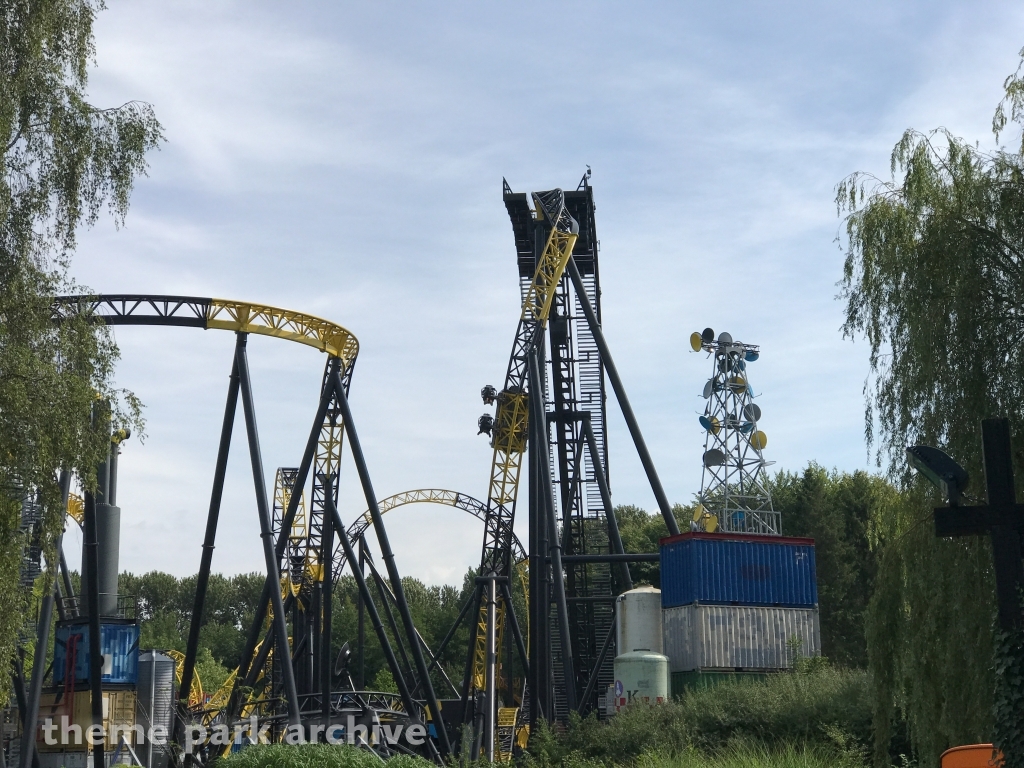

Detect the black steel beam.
[
  {"left": 235, "top": 333, "right": 301, "bottom": 728},
  {"left": 560, "top": 554, "right": 658, "bottom": 564},
  {"left": 579, "top": 619, "right": 616, "bottom": 716},
  {"left": 230, "top": 357, "right": 340, "bottom": 720},
  {"left": 499, "top": 581, "right": 530, "bottom": 681},
  {"left": 529, "top": 347, "right": 577, "bottom": 713},
  {"left": 583, "top": 415, "right": 633, "bottom": 590},
  {"left": 566, "top": 258, "right": 680, "bottom": 536},
  {"left": 180, "top": 339, "right": 240, "bottom": 718},
  {"left": 330, "top": 369, "right": 452, "bottom": 757},
  {"left": 321, "top": 496, "right": 334, "bottom": 724},
  {"left": 324, "top": 496, "right": 419, "bottom": 717},
  {"left": 82, "top": 489, "right": 104, "bottom": 768},
  {"left": 21, "top": 474, "right": 70, "bottom": 768}
]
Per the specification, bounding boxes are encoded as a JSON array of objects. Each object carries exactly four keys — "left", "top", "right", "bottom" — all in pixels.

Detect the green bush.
[
  {"left": 217, "top": 743, "right": 433, "bottom": 768},
  {"left": 527, "top": 667, "right": 872, "bottom": 767}
]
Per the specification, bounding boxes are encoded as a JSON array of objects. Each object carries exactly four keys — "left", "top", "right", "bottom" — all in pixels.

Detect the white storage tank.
[
  {"left": 611, "top": 651, "right": 669, "bottom": 713},
  {"left": 662, "top": 604, "right": 820, "bottom": 672},
  {"left": 616, "top": 586, "right": 663, "bottom": 654}
]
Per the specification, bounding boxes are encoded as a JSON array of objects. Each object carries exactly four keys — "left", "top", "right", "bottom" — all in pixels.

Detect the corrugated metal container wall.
[
  {"left": 136, "top": 651, "right": 176, "bottom": 768},
  {"left": 662, "top": 604, "right": 820, "bottom": 672},
  {"left": 660, "top": 533, "right": 818, "bottom": 608},
  {"left": 36, "top": 689, "right": 138, "bottom": 751},
  {"left": 53, "top": 623, "right": 140, "bottom": 685}
]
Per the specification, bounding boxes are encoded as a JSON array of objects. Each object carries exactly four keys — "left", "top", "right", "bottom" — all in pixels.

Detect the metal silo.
[{"left": 136, "top": 651, "right": 175, "bottom": 768}]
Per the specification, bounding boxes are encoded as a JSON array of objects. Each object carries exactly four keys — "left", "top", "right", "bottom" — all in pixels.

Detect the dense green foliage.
[
  {"left": 838, "top": 50, "right": 1024, "bottom": 767},
  {"left": 526, "top": 666, "right": 872, "bottom": 768},
  {"left": 119, "top": 568, "right": 487, "bottom": 698},
  {"left": 769, "top": 467, "right": 889, "bottom": 668},
  {"left": 217, "top": 743, "right": 432, "bottom": 768},
  {"left": 0, "top": 0, "right": 161, "bottom": 704}
]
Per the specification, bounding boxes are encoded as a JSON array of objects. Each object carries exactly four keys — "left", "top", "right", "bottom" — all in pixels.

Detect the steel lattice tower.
[{"left": 691, "top": 328, "right": 779, "bottom": 535}]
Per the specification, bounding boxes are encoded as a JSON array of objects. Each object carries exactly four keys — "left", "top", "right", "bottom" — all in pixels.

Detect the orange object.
[{"left": 940, "top": 744, "right": 1004, "bottom": 768}]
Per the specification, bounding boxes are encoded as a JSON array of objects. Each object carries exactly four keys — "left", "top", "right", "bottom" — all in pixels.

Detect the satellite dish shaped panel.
[
  {"left": 750, "top": 431, "right": 768, "bottom": 450},
  {"left": 705, "top": 514, "right": 718, "bottom": 533},
  {"left": 717, "top": 332, "right": 733, "bottom": 344},
  {"left": 743, "top": 403, "right": 762, "bottom": 422},
  {"left": 701, "top": 327, "right": 715, "bottom": 343},
  {"left": 703, "top": 449, "right": 726, "bottom": 466},
  {"left": 736, "top": 360, "right": 746, "bottom": 372},
  {"left": 699, "top": 415, "right": 713, "bottom": 432},
  {"left": 745, "top": 350, "right": 759, "bottom": 362},
  {"left": 690, "top": 332, "right": 703, "bottom": 352},
  {"left": 728, "top": 376, "right": 747, "bottom": 394},
  {"left": 702, "top": 380, "right": 714, "bottom": 398},
  {"left": 740, "top": 422, "right": 754, "bottom": 434},
  {"left": 692, "top": 504, "right": 706, "bottom": 523}
]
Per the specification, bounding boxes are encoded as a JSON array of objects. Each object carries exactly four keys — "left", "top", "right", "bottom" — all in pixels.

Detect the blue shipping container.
[
  {"left": 53, "top": 623, "right": 140, "bottom": 685},
  {"left": 660, "top": 533, "right": 817, "bottom": 608}
]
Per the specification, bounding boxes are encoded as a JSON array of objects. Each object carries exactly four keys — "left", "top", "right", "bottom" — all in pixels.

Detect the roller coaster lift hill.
[{"left": 13, "top": 172, "right": 680, "bottom": 766}]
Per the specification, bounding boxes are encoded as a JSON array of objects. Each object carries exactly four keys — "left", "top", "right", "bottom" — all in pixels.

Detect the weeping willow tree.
[
  {"left": 1, "top": 0, "right": 161, "bottom": 703},
  {"left": 838, "top": 50, "right": 1024, "bottom": 767}
]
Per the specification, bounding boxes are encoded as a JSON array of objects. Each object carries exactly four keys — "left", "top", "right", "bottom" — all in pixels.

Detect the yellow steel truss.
[
  {"left": 272, "top": 469, "right": 308, "bottom": 597},
  {"left": 206, "top": 299, "right": 359, "bottom": 367}
]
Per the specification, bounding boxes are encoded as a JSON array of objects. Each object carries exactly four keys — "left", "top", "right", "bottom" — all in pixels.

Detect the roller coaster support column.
[
  {"left": 230, "top": 357, "right": 340, "bottom": 721},
  {"left": 331, "top": 368, "right": 453, "bottom": 757},
  {"left": 482, "top": 574, "right": 498, "bottom": 763},
  {"left": 582, "top": 414, "right": 632, "bottom": 591},
  {"left": 529, "top": 347, "right": 577, "bottom": 713},
  {"left": 21, "top": 472, "right": 71, "bottom": 768},
  {"left": 324, "top": 496, "right": 419, "bottom": 717},
  {"left": 180, "top": 337, "right": 240, "bottom": 726},
  {"left": 59, "top": 548, "right": 75, "bottom": 618},
  {"left": 365, "top": 557, "right": 416, "bottom": 686},
  {"left": 321, "top": 496, "right": 334, "bottom": 725},
  {"left": 567, "top": 259, "right": 680, "bottom": 537},
  {"left": 236, "top": 333, "right": 302, "bottom": 729},
  {"left": 83, "top": 488, "right": 104, "bottom": 768},
  {"left": 527, "top": 382, "right": 548, "bottom": 727},
  {"left": 499, "top": 581, "right": 530, "bottom": 680}
]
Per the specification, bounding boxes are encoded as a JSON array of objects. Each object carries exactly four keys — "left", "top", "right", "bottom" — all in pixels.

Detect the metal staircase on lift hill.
[{"left": 503, "top": 173, "right": 615, "bottom": 720}]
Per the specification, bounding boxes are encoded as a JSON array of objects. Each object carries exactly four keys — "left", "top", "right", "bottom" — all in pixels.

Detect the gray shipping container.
[{"left": 662, "top": 604, "right": 820, "bottom": 672}]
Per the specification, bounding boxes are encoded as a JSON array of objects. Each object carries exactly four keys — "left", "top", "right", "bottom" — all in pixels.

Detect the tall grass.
[
  {"left": 527, "top": 667, "right": 872, "bottom": 767},
  {"left": 217, "top": 743, "right": 433, "bottom": 768}
]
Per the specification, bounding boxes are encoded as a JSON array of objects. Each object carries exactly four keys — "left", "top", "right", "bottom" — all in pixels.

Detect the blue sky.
[{"left": 64, "top": 1, "right": 1024, "bottom": 584}]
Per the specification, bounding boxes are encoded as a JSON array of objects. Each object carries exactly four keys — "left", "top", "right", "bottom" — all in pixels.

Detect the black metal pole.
[
  {"left": 579, "top": 618, "right": 616, "bottom": 716},
  {"left": 324, "top": 495, "right": 419, "bottom": 716},
  {"left": 357, "top": 539, "right": 365, "bottom": 689},
  {"left": 235, "top": 333, "right": 302, "bottom": 729},
  {"left": 82, "top": 489, "right": 104, "bottom": 768},
  {"left": 561, "top": 554, "right": 658, "bottom": 564},
  {"left": 233, "top": 357, "right": 341, "bottom": 692},
  {"left": 330, "top": 368, "right": 452, "bottom": 756},
  {"left": 368, "top": 564, "right": 417, "bottom": 688},
  {"left": 583, "top": 415, "right": 633, "bottom": 591},
  {"left": 566, "top": 258, "right": 680, "bottom": 536},
  {"left": 58, "top": 547, "right": 76, "bottom": 618},
  {"left": 429, "top": 589, "right": 478, "bottom": 675},
  {"left": 980, "top": 419, "right": 1024, "bottom": 632},
  {"left": 11, "top": 654, "right": 31, "bottom": 755},
  {"left": 459, "top": 584, "right": 481, "bottom": 729},
  {"left": 321, "top": 496, "right": 334, "bottom": 724},
  {"left": 500, "top": 581, "right": 530, "bottom": 680},
  {"left": 529, "top": 347, "right": 577, "bottom": 713},
  {"left": 21, "top": 474, "right": 70, "bottom": 768},
  {"left": 528, "top": 382, "right": 547, "bottom": 726},
  {"left": 180, "top": 341, "right": 240, "bottom": 719}
]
